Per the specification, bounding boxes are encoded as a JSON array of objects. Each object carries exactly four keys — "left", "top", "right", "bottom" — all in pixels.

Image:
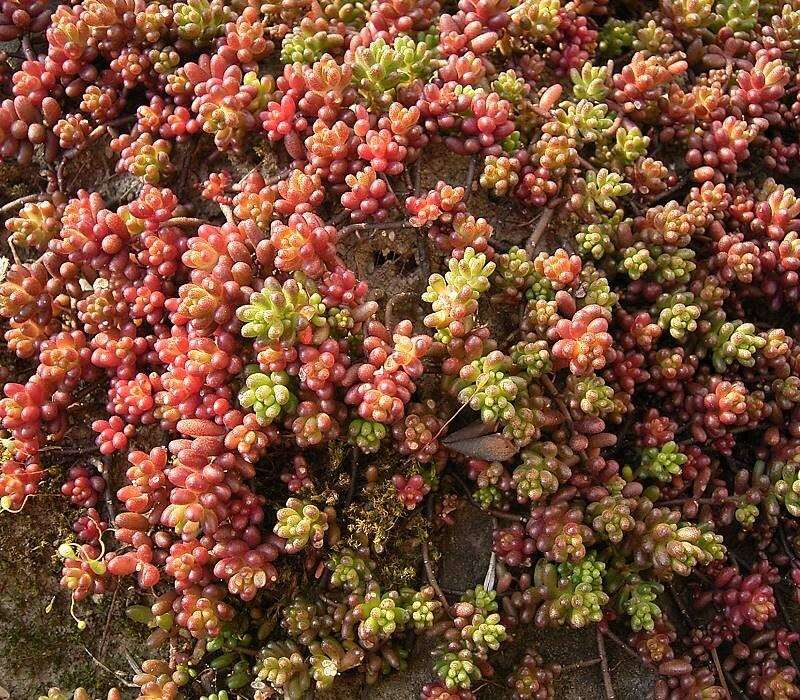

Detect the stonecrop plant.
[{"left": 4, "top": 0, "right": 800, "bottom": 697}]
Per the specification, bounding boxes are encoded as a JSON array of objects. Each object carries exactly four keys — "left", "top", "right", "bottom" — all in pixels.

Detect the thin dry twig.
[
  {"left": 99, "top": 584, "right": 120, "bottom": 662},
  {"left": 96, "top": 456, "right": 117, "bottom": 522},
  {"left": 6, "top": 237, "right": 21, "bottom": 264},
  {"left": 602, "top": 627, "right": 654, "bottom": 670},
  {"left": 339, "top": 220, "right": 414, "bottom": 238},
  {"left": 483, "top": 544, "right": 497, "bottom": 591},
  {"left": 657, "top": 497, "right": 731, "bottom": 508},
  {"left": 525, "top": 206, "right": 556, "bottom": 255},
  {"left": 464, "top": 154, "right": 477, "bottom": 202},
  {"left": 432, "top": 394, "right": 475, "bottom": 443},
  {"left": 0, "top": 192, "right": 42, "bottom": 214},
  {"left": 422, "top": 495, "right": 451, "bottom": 610},
  {"left": 711, "top": 648, "right": 731, "bottom": 698},
  {"left": 122, "top": 648, "right": 142, "bottom": 675},
  {"left": 597, "top": 627, "right": 617, "bottom": 700},
  {"left": 165, "top": 217, "right": 207, "bottom": 227},
  {"left": 84, "top": 646, "right": 137, "bottom": 687},
  {"left": 560, "top": 658, "right": 602, "bottom": 672}
]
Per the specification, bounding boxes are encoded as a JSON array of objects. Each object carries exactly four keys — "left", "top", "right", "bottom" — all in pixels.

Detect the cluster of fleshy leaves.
[{"left": 5, "top": 0, "right": 800, "bottom": 697}]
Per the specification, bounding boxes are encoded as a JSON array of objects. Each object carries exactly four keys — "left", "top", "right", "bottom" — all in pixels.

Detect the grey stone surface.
[{"left": 438, "top": 505, "right": 494, "bottom": 592}]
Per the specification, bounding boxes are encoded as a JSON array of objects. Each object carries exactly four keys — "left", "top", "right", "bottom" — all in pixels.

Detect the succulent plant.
[{"left": 3, "top": 1, "right": 800, "bottom": 697}]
